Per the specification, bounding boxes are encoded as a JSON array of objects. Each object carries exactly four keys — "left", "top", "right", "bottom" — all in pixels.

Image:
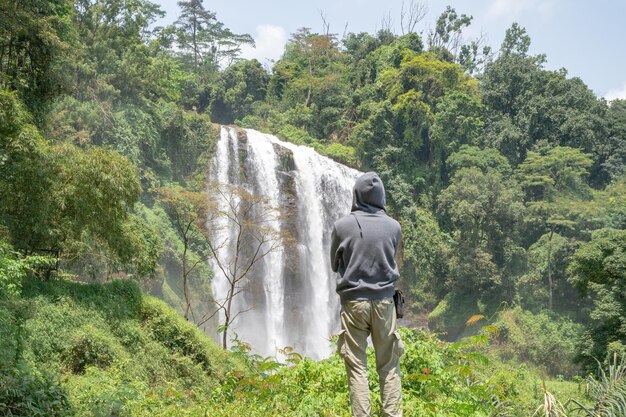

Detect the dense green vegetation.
[
  {"left": 0, "top": 277, "right": 591, "bottom": 416},
  {"left": 1, "top": 0, "right": 625, "bottom": 415}
]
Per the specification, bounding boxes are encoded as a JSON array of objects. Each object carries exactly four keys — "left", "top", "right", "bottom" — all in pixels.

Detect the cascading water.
[{"left": 209, "top": 126, "right": 360, "bottom": 359}]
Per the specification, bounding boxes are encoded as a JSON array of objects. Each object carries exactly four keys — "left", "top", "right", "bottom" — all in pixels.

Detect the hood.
[{"left": 351, "top": 172, "right": 386, "bottom": 213}]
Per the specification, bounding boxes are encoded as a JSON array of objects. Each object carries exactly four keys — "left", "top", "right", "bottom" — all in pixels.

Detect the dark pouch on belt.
[{"left": 393, "top": 290, "right": 405, "bottom": 319}]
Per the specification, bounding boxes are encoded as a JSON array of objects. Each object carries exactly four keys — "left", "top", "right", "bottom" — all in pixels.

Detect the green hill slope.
[
  {"left": 0, "top": 279, "right": 241, "bottom": 416},
  {"left": 1, "top": 278, "right": 588, "bottom": 417}
]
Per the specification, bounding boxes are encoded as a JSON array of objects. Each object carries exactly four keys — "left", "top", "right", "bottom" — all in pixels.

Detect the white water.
[{"left": 209, "top": 126, "right": 360, "bottom": 359}]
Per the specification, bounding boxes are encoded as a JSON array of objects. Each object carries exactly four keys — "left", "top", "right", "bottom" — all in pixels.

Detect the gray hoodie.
[{"left": 330, "top": 172, "right": 401, "bottom": 304}]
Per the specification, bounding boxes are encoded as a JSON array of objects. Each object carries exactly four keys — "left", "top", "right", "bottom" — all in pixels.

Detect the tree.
[
  {"left": 399, "top": 206, "right": 450, "bottom": 310},
  {"left": 174, "top": 0, "right": 252, "bottom": 70},
  {"left": 517, "top": 146, "right": 593, "bottom": 204},
  {"left": 500, "top": 22, "right": 531, "bottom": 57},
  {"left": 211, "top": 59, "right": 269, "bottom": 124},
  {"left": 438, "top": 166, "right": 523, "bottom": 274},
  {"left": 175, "top": 0, "right": 214, "bottom": 68},
  {"left": 568, "top": 228, "right": 626, "bottom": 368},
  {"left": 438, "top": 146, "right": 524, "bottom": 302},
  {"left": 446, "top": 145, "right": 512, "bottom": 178},
  {"left": 430, "top": 94, "right": 484, "bottom": 178},
  {"left": 400, "top": 0, "right": 427, "bottom": 35},
  {"left": 481, "top": 23, "right": 607, "bottom": 171},
  {"left": 1, "top": 90, "right": 145, "bottom": 278},
  {"left": 0, "top": 0, "right": 74, "bottom": 117},
  {"left": 517, "top": 232, "right": 578, "bottom": 312},
  {"left": 517, "top": 146, "right": 594, "bottom": 243},
  {"left": 197, "top": 183, "right": 288, "bottom": 349},
  {"left": 602, "top": 99, "right": 626, "bottom": 182},
  {"left": 156, "top": 185, "right": 208, "bottom": 321},
  {"left": 428, "top": 6, "right": 472, "bottom": 59}
]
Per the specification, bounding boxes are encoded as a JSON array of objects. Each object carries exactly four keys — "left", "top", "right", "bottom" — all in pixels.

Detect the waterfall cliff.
[{"left": 209, "top": 126, "right": 360, "bottom": 359}]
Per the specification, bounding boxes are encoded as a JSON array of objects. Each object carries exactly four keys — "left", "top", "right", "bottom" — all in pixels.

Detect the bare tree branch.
[
  {"left": 400, "top": 0, "right": 427, "bottom": 34},
  {"left": 380, "top": 11, "right": 394, "bottom": 35},
  {"left": 200, "top": 181, "right": 293, "bottom": 348},
  {"left": 342, "top": 22, "right": 349, "bottom": 40},
  {"left": 319, "top": 10, "right": 330, "bottom": 36}
]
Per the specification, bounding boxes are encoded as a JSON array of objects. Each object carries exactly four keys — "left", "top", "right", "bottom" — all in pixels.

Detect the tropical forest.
[{"left": 1, "top": 0, "right": 625, "bottom": 415}]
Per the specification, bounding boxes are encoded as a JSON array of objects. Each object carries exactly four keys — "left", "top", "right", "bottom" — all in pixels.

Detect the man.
[{"left": 330, "top": 172, "right": 404, "bottom": 417}]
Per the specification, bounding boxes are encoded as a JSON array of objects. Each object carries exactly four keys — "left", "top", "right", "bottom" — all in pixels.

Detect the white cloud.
[
  {"left": 605, "top": 82, "right": 626, "bottom": 102},
  {"left": 486, "top": 0, "right": 557, "bottom": 20},
  {"left": 240, "top": 25, "right": 288, "bottom": 66}
]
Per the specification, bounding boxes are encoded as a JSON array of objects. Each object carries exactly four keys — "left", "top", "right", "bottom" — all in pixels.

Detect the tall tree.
[
  {"left": 156, "top": 186, "right": 208, "bottom": 321},
  {"left": 211, "top": 59, "right": 269, "bottom": 124},
  {"left": 174, "top": 0, "right": 252, "bottom": 70},
  {"left": 603, "top": 99, "right": 626, "bottom": 181},
  {"left": 197, "top": 183, "right": 288, "bottom": 349},
  {"left": 175, "top": 0, "right": 216, "bottom": 69}
]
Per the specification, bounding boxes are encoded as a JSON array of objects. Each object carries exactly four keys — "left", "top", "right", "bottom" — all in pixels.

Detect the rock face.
[{"left": 209, "top": 126, "right": 360, "bottom": 359}]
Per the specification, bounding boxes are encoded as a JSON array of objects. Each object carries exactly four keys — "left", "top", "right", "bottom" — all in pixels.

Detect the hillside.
[{"left": 0, "top": 278, "right": 590, "bottom": 416}]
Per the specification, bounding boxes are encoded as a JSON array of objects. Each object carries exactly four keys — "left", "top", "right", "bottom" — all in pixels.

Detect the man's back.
[{"left": 330, "top": 172, "right": 401, "bottom": 303}]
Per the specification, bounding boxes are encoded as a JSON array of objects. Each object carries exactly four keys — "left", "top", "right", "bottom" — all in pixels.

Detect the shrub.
[
  {"left": 0, "top": 368, "right": 72, "bottom": 417},
  {"left": 63, "top": 325, "right": 121, "bottom": 374},
  {"left": 24, "top": 295, "right": 109, "bottom": 367},
  {"left": 492, "top": 307, "right": 583, "bottom": 377},
  {"left": 320, "top": 143, "right": 359, "bottom": 167},
  {"left": 141, "top": 296, "right": 237, "bottom": 379},
  {"left": 112, "top": 320, "right": 147, "bottom": 352},
  {"left": 22, "top": 279, "right": 143, "bottom": 321}
]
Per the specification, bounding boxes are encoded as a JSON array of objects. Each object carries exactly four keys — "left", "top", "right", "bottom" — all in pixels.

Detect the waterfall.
[{"left": 209, "top": 126, "right": 360, "bottom": 359}]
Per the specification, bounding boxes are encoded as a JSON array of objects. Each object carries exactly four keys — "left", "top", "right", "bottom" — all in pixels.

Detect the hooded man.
[{"left": 330, "top": 172, "right": 404, "bottom": 417}]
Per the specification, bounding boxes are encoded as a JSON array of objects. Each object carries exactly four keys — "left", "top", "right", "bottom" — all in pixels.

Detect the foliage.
[
  {"left": 0, "top": 0, "right": 75, "bottom": 118},
  {"left": 0, "top": 275, "right": 597, "bottom": 416},
  {"left": 517, "top": 146, "right": 593, "bottom": 201},
  {"left": 206, "top": 328, "right": 519, "bottom": 416},
  {"left": 603, "top": 100, "right": 626, "bottom": 181},
  {"left": 0, "top": 279, "right": 241, "bottom": 414},
  {"left": 0, "top": 368, "right": 72, "bottom": 417},
  {"left": 399, "top": 206, "right": 450, "bottom": 310},
  {"left": 516, "top": 232, "right": 581, "bottom": 313},
  {"left": 211, "top": 59, "right": 269, "bottom": 124},
  {"left": 569, "top": 353, "right": 626, "bottom": 417},
  {"left": 0, "top": 241, "right": 53, "bottom": 300},
  {"left": 492, "top": 307, "right": 584, "bottom": 377},
  {"left": 568, "top": 229, "right": 626, "bottom": 369},
  {"left": 438, "top": 164, "right": 524, "bottom": 297},
  {"left": 428, "top": 6, "right": 473, "bottom": 59},
  {"left": 428, "top": 291, "right": 482, "bottom": 339}
]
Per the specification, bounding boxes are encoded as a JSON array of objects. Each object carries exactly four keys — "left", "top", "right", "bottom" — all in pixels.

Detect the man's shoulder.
[
  {"left": 389, "top": 216, "right": 401, "bottom": 230},
  {"left": 380, "top": 215, "right": 401, "bottom": 234},
  {"left": 373, "top": 212, "right": 401, "bottom": 228},
  {"left": 333, "top": 214, "right": 354, "bottom": 230}
]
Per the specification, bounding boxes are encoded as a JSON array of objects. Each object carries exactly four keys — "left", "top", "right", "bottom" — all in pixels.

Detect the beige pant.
[{"left": 337, "top": 297, "right": 404, "bottom": 417}]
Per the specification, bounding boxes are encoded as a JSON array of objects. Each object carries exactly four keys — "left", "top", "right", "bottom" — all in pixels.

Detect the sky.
[{"left": 153, "top": 0, "right": 626, "bottom": 100}]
